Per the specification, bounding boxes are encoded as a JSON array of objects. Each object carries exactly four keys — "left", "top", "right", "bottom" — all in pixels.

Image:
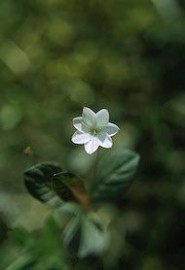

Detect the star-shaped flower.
[{"left": 72, "top": 107, "right": 120, "bottom": 154}]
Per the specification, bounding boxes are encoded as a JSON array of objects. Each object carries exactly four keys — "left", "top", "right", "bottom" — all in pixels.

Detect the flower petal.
[
  {"left": 72, "top": 131, "right": 91, "bottom": 144},
  {"left": 96, "top": 109, "right": 109, "bottom": 127},
  {"left": 73, "top": 117, "right": 89, "bottom": 132},
  {"left": 97, "top": 132, "right": 112, "bottom": 148},
  {"left": 82, "top": 107, "right": 96, "bottom": 126},
  {"left": 84, "top": 138, "right": 100, "bottom": 154},
  {"left": 73, "top": 117, "right": 83, "bottom": 131},
  {"left": 104, "top": 123, "right": 120, "bottom": 136}
]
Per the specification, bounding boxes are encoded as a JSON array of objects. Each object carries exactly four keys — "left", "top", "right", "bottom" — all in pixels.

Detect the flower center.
[{"left": 90, "top": 128, "right": 99, "bottom": 136}]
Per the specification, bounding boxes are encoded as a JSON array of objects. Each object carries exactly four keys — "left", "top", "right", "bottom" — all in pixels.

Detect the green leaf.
[
  {"left": 6, "top": 253, "right": 35, "bottom": 270},
  {"left": 9, "top": 227, "right": 34, "bottom": 248},
  {"left": 35, "top": 216, "right": 60, "bottom": 257},
  {"left": 78, "top": 213, "right": 108, "bottom": 258},
  {"left": 61, "top": 204, "right": 107, "bottom": 258},
  {"left": 8, "top": 217, "right": 69, "bottom": 270},
  {"left": 24, "top": 162, "right": 87, "bottom": 208},
  {"left": 24, "top": 162, "right": 62, "bottom": 207},
  {"left": 63, "top": 206, "right": 83, "bottom": 255},
  {"left": 91, "top": 148, "right": 140, "bottom": 203}
]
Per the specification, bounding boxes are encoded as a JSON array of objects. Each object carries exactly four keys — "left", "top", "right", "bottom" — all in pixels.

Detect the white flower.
[{"left": 72, "top": 107, "right": 120, "bottom": 154}]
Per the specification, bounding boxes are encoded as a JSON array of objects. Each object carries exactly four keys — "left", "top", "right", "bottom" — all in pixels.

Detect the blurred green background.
[{"left": 0, "top": 0, "right": 185, "bottom": 269}]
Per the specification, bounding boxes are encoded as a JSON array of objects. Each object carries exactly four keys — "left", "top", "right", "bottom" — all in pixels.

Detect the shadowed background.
[{"left": 0, "top": 0, "right": 185, "bottom": 269}]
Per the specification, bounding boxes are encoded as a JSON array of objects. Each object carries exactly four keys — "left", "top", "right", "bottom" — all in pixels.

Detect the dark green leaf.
[
  {"left": 91, "top": 148, "right": 140, "bottom": 203},
  {"left": 24, "top": 162, "right": 88, "bottom": 208},
  {"left": 24, "top": 162, "right": 62, "bottom": 205}
]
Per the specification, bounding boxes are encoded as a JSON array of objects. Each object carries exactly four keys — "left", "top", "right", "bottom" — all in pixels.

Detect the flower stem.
[{"left": 87, "top": 149, "right": 100, "bottom": 192}]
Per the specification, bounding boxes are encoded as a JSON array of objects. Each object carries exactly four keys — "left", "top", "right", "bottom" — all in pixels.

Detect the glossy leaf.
[
  {"left": 24, "top": 162, "right": 90, "bottom": 209},
  {"left": 91, "top": 149, "right": 140, "bottom": 203},
  {"left": 24, "top": 162, "right": 63, "bottom": 208}
]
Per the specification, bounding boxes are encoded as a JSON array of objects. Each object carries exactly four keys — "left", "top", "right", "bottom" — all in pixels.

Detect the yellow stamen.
[{"left": 91, "top": 128, "right": 98, "bottom": 136}]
